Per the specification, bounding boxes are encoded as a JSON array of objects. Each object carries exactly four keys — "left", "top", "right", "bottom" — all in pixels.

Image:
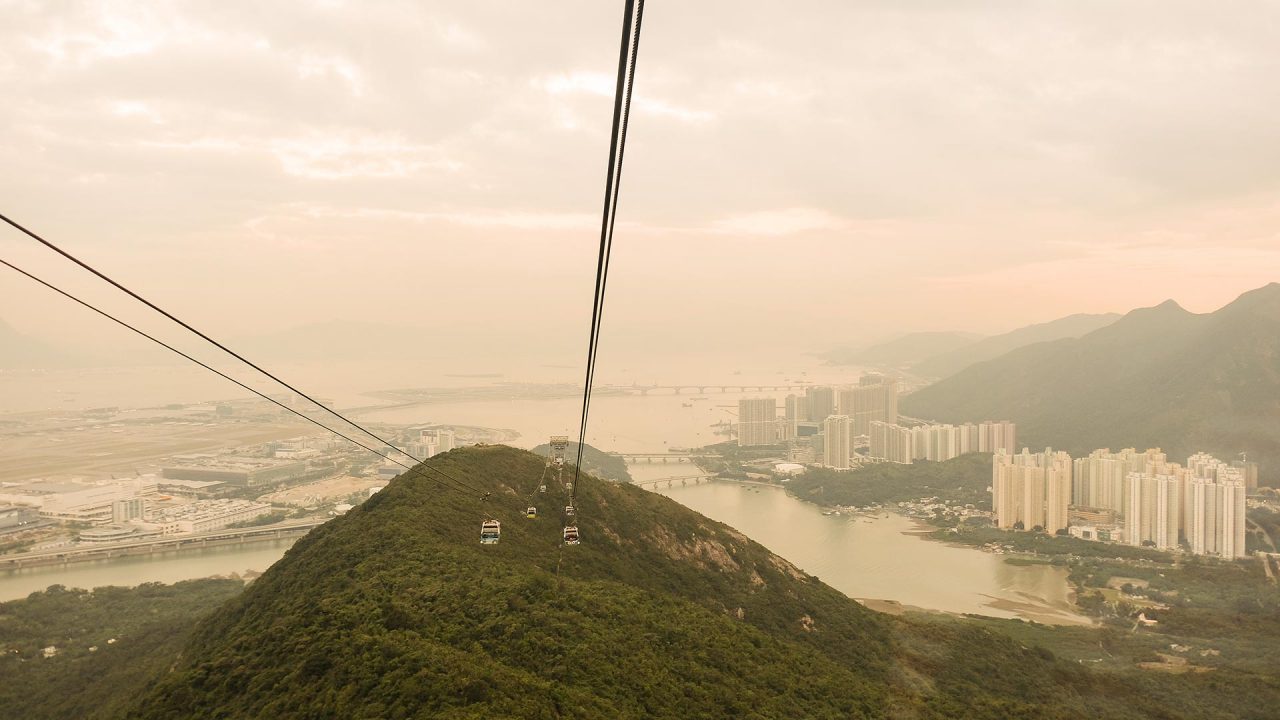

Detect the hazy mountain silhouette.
[
  {"left": 902, "top": 283, "right": 1280, "bottom": 474},
  {"left": 912, "top": 313, "right": 1122, "bottom": 379},
  {"left": 0, "top": 317, "right": 85, "bottom": 369}
]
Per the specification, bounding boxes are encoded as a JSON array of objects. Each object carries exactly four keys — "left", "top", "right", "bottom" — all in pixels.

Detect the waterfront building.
[
  {"left": 784, "top": 394, "right": 810, "bottom": 432},
  {"left": 1072, "top": 448, "right": 1169, "bottom": 514},
  {"left": 868, "top": 421, "right": 913, "bottom": 464},
  {"left": 0, "top": 476, "right": 160, "bottom": 526},
  {"left": 408, "top": 428, "right": 458, "bottom": 459},
  {"left": 822, "top": 415, "right": 853, "bottom": 470},
  {"left": 806, "top": 387, "right": 837, "bottom": 425},
  {"left": 151, "top": 499, "right": 274, "bottom": 534},
  {"left": 738, "top": 398, "right": 779, "bottom": 447},
  {"left": 863, "top": 420, "right": 1015, "bottom": 465},
  {"left": 992, "top": 448, "right": 1072, "bottom": 533},
  {"left": 838, "top": 375, "right": 899, "bottom": 436}
]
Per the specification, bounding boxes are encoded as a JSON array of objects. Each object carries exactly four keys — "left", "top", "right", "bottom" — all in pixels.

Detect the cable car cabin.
[
  {"left": 480, "top": 519, "right": 501, "bottom": 545},
  {"left": 563, "top": 525, "right": 580, "bottom": 545},
  {"left": 538, "top": 484, "right": 547, "bottom": 493},
  {"left": 564, "top": 504, "right": 576, "bottom": 516},
  {"left": 526, "top": 506, "right": 537, "bottom": 519}
]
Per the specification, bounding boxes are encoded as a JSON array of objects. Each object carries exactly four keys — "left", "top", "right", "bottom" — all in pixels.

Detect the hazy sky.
[{"left": 3, "top": 0, "right": 1280, "bottom": 361}]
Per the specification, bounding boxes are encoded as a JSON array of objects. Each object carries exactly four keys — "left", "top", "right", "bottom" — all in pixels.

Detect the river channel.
[{"left": 634, "top": 466, "right": 1088, "bottom": 625}]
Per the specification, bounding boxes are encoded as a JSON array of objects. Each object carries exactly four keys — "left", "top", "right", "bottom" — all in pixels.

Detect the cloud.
[
  {"left": 708, "top": 208, "right": 846, "bottom": 236},
  {"left": 2, "top": 0, "right": 1279, "bottom": 346},
  {"left": 537, "top": 71, "right": 714, "bottom": 124}
]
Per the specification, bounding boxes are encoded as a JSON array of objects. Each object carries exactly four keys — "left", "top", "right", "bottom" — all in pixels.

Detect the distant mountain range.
[
  {"left": 902, "top": 283, "right": 1280, "bottom": 475},
  {"left": 824, "top": 331, "right": 984, "bottom": 368},
  {"left": 0, "top": 318, "right": 84, "bottom": 369},
  {"left": 911, "top": 313, "right": 1121, "bottom": 378}
]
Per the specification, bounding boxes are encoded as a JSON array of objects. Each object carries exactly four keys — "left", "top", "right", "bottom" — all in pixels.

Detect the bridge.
[
  {"left": 611, "top": 453, "right": 699, "bottom": 464},
  {"left": 0, "top": 519, "right": 327, "bottom": 570},
  {"left": 604, "top": 383, "right": 811, "bottom": 396},
  {"left": 630, "top": 474, "right": 715, "bottom": 489}
]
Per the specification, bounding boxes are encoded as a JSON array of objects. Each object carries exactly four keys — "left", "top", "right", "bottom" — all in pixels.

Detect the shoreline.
[{"left": 783, "top": 492, "right": 1096, "bottom": 627}]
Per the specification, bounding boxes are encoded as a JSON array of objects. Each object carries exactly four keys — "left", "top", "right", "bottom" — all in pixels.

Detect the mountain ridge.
[
  {"left": 116, "top": 445, "right": 1222, "bottom": 719},
  {"left": 901, "top": 283, "right": 1280, "bottom": 475},
  {"left": 911, "top": 312, "right": 1122, "bottom": 378}
]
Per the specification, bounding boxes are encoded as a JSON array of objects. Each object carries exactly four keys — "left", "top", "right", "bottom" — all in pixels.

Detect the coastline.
[{"left": 784, "top": 490, "right": 1097, "bottom": 627}]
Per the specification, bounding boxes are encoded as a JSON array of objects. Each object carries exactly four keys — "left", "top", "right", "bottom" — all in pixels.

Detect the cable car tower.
[{"left": 550, "top": 435, "right": 569, "bottom": 486}]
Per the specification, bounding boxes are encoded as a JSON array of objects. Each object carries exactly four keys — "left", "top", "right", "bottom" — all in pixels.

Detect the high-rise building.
[
  {"left": 436, "top": 429, "right": 456, "bottom": 453},
  {"left": 1233, "top": 459, "right": 1260, "bottom": 494},
  {"left": 822, "top": 415, "right": 853, "bottom": 470},
  {"left": 867, "top": 421, "right": 1006, "bottom": 464},
  {"left": 737, "top": 398, "right": 779, "bottom": 447},
  {"left": 977, "top": 421, "right": 1017, "bottom": 454},
  {"left": 784, "top": 394, "right": 810, "bottom": 435},
  {"left": 837, "top": 375, "right": 899, "bottom": 435},
  {"left": 992, "top": 448, "right": 1072, "bottom": 533},
  {"left": 1186, "top": 457, "right": 1247, "bottom": 559},
  {"left": 1072, "top": 448, "right": 1169, "bottom": 515},
  {"left": 806, "top": 387, "right": 836, "bottom": 424},
  {"left": 868, "top": 421, "right": 913, "bottom": 464},
  {"left": 1123, "top": 471, "right": 1181, "bottom": 550},
  {"left": 411, "top": 428, "right": 457, "bottom": 459}
]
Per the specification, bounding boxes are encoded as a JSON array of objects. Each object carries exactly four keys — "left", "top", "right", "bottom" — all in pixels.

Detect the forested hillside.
[{"left": 903, "top": 284, "right": 1280, "bottom": 477}]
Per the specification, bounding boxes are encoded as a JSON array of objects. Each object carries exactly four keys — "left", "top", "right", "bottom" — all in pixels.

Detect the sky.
[{"left": 2, "top": 0, "right": 1280, "bottom": 368}]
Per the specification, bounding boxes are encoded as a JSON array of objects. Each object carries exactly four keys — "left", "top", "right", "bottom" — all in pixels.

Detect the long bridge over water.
[
  {"left": 611, "top": 453, "right": 699, "bottom": 464},
  {"left": 630, "top": 474, "right": 715, "bottom": 489}
]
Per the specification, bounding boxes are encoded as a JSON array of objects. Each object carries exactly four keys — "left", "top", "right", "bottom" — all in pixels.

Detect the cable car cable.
[
  {"left": 0, "top": 256, "right": 481, "bottom": 497},
  {"left": 0, "top": 211, "right": 478, "bottom": 493},
  {"left": 571, "top": 0, "right": 645, "bottom": 509}
]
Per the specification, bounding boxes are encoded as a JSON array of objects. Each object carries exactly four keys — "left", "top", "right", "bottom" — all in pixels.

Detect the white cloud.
[
  {"left": 709, "top": 208, "right": 846, "bottom": 236},
  {"left": 268, "top": 132, "right": 461, "bottom": 180}
]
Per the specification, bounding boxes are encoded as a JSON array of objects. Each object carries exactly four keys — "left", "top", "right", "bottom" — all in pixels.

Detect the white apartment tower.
[
  {"left": 868, "top": 421, "right": 913, "bottom": 464},
  {"left": 1187, "top": 460, "right": 1247, "bottom": 559},
  {"left": 992, "top": 448, "right": 1072, "bottom": 534},
  {"left": 737, "top": 398, "right": 779, "bottom": 447},
  {"left": 805, "top": 387, "right": 837, "bottom": 425},
  {"left": 823, "top": 415, "right": 854, "bottom": 470}
]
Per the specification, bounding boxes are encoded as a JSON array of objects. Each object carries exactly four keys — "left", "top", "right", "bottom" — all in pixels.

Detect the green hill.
[
  {"left": 902, "top": 283, "right": 1280, "bottom": 477},
  {"left": 74, "top": 445, "right": 1273, "bottom": 718},
  {"left": 911, "top": 313, "right": 1121, "bottom": 379},
  {"left": 530, "top": 441, "right": 631, "bottom": 482},
  {"left": 788, "top": 453, "right": 994, "bottom": 509}
]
